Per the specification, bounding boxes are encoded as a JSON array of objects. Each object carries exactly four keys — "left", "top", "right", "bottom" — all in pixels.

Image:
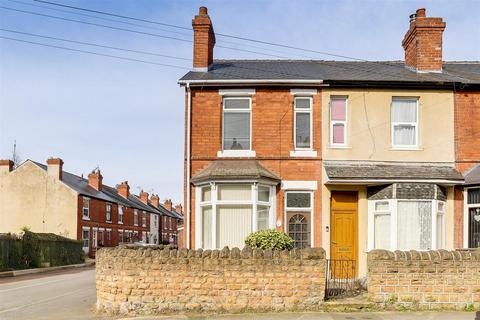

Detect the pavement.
[{"left": 0, "top": 267, "right": 477, "bottom": 320}]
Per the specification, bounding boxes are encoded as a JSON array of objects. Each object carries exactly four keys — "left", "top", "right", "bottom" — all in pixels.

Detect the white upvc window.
[
  {"left": 106, "top": 203, "right": 112, "bottom": 222},
  {"left": 142, "top": 211, "right": 147, "bottom": 227},
  {"left": 196, "top": 183, "right": 275, "bottom": 250},
  {"left": 118, "top": 206, "right": 123, "bottom": 224},
  {"left": 221, "top": 97, "right": 252, "bottom": 154},
  {"left": 464, "top": 187, "right": 480, "bottom": 248},
  {"left": 330, "top": 96, "right": 348, "bottom": 146},
  {"left": 368, "top": 199, "right": 445, "bottom": 251},
  {"left": 294, "top": 97, "right": 313, "bottom": 150},
  {"left": 391, "top": 98, "right": 419, "bottom": 149},
  {"left": 82, "top": 227, "right": 90, "bottom": 249},
  {"left": 82, "top": 197, "right": 90, "bottom": 219},
  {"left": 134, "top": 209, "right": 138, "bottom": 226}
]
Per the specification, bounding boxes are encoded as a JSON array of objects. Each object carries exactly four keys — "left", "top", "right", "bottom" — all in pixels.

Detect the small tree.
[{"left": 245, "top": 229, "right": 294, "bottom": 250}]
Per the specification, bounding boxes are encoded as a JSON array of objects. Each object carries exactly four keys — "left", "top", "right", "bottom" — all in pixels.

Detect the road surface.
[{"left": 0, "top": 267, "right": 477, "bottom": 319}]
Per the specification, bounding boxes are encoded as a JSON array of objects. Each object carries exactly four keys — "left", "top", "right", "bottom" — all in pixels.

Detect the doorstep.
[{"left": 0, "top": 260, "right": 95, "bottom": 278}]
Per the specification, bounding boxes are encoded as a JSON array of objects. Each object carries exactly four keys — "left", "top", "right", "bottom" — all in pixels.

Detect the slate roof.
[
  {"left": 179, "top": 60, "right": 480, "bottom": 84},
  {"left": 324, "top": 161, "right": 464, "bottom": 182},
  {"left": 191, "top": 160, "right": 280, "bottom": 184},
  {"left": 465, "top": 164, "right": 480, "bottom": 186},
  {"left": 32, "top": 161, "right": 162, "bottom": 215}
]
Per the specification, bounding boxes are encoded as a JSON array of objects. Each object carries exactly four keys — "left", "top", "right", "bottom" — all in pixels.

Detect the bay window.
[
  {"left": 466, "top": 187, "right": 480, "bottom": 248},
  {"left": 391, "top": 98, "right": 418, "bottom": 148},
  {"left": 373, "top": 201, "right": 391, "bottom": 250},
  {"left": 294, "top": 97, "right": 312, "bottom": 149},
  {"left": 222, "top": 97, "right": 251, "bottom": 151},
  {"left": 330, "top": 97, "right": 347, "bottom": 146},
  {"left": 197, "top": 183, "right": 275, "bottom": 249}
]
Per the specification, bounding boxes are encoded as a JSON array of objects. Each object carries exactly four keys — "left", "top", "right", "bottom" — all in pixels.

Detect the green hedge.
[
  {"left": 0, "top": 232, "right": 84, "bottom": 271},
  {"left": 245, "top": 229, "right": 294, "bottom": 250}
]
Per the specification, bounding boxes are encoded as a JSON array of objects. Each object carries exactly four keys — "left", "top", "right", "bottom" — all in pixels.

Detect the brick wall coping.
[
  {"left": 368, "top": 249, "right": 480, "bottom": 262},
  {"left": 99, "top": 244, "right": 325, "bottom": 260}
]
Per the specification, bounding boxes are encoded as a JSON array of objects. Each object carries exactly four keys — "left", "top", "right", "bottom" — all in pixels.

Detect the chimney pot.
[
  {"left": 46, "top": 157, "right": 63, "bottom": 180},
  {"left": 199, "top": 6, "right": 208, "bottom": 15},
  {"left": 416, "top": 8, "right": 426, "bottom": 18}
]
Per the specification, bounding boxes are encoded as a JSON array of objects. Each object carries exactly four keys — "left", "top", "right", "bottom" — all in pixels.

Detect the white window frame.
[
  {"left": 329, "top": 96, "right": 348, "bottom": 147},
  {"left": 195, "top": 182, "right": 276, "bottom": 249},
  {"left": 464, "top": 187, "right": 480, "bottom": 248},
  {"left": 142, "top": 210, "right": 147, "bottom": 227},
  {"left": 368, "top": 199, "right": 445, "bottom": 251},
  {"left": 391, "top": 97, "right": 419, "bottom": 149},
  {"left": 369, "top": 200, "right": 392, "bottom": 250},
  {"left": 82, "top": 227, "right": 90, "bottom": 250},
  {"left": 118, "top": 206, "right": 124, "bottom": 224},
  {"left": 293, "top": 96, "right": 313, "bottom": 151},
  {"left": 106, "top": 203, "right": 112, "bottom": 222},
  {"left": 134, "top": 209, "right": 138, "bottom": 226},
  {"left": 82, "top": 197, "right": 90, "bottom": 219},
  {"left": 284, "top": 190, "right": 314, "bottom": 248},
  {"left": 436, "top": 200, "right": 446, "bottom": 250},
  {"left": 219, "top": 97, "right": 253, "bottom": 157}
]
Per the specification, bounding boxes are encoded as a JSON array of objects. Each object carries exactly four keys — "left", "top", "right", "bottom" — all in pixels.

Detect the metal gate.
[{"left": 325, "top": 259, "right": 358, "bottom": 299}]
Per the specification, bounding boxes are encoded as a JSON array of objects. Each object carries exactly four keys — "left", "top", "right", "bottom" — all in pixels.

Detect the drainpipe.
[{"left": 186, "top": 82, "right": 191, "bottom": 249}]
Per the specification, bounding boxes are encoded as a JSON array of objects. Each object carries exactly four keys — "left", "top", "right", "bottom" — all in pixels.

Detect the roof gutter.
[
  {"left": 325, "top": 178, "right": 465, "bottom": 186},
  {"left": 178, "top": 79, "right": 326, "bottom": 86}
]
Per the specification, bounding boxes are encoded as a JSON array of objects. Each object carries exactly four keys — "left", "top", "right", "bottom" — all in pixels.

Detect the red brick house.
[
  {"left": 159, "top": 200, "right": 183, "bottom": 245},
  {"left": 178, "top": 7, "right": 479, "bottom": 276},
  {"left": 0, "top": 158, "right": 168, "bottom": 257}
]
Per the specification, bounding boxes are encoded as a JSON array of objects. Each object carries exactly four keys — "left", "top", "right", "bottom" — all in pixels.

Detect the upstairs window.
[
  {"left": 391, "top": 98, "right": 418, "bottom": 148},
  {"left": 294, "top": 97, "right": 312, "bottom": 149},
  {"left": 134, "top": 209, "right": 138, "bottom": 226},
  {"left": 142, "top": 211, "right": 147, "bottom": 227},
  {"left": 118, "top": 206, "right": 124, "bottom": 224},
  {"left": 106, "top": 203, "right": 112, "bottom": 222},
  {"left": 222, "top": 97, "right": 251, "bottom": 151},
  {"left": 330, "top": 97, "right": 347, "bottom": 146},
  {"left": 82, "top": 197, "right": 90, "bottom": 219}
]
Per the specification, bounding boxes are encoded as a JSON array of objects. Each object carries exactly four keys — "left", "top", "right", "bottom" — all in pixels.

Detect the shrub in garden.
[{"left": 244, "top": 229, "right": 294, "bottom": 250}]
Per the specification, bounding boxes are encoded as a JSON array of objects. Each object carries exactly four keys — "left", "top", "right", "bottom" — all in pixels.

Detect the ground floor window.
[
  {"left": 369, "top": 199, "right": 446, "bottom": 251},
  {"left": 197, "top": 183, "right": 275, "bottom": 249},
  {"left": 285, "top": 191, "right": 313, "bottom": 249},
  {"left": 467, "top": 187, "right": 480, "bottom": 248},
  {"left": 82, "top": 228, "right": 90, "bottom": 249}
]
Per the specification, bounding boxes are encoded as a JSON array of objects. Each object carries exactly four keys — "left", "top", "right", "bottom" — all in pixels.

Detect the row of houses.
[
  {"left": 180, "top": 7, "right": 480, "bottom": 277},
  {"left": 0, "top": 158, "right": 183, "bottom": 256}
]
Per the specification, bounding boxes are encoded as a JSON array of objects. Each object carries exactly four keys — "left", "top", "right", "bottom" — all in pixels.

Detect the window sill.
[
  {"left": 118, "top": 222, "right": 123, "bottom": 225},
  {"left": 390, "top": 147, "right": 422, "bottom": 151},
  {"left": 82, "top": 217, "right": 90, "bottom": 221},
  {"left": 290, "top": 150, "right": 318, "bottom": 157},
  {"left": 328, "top": 145, "right": 351, "bottom": 149},
  {"left": 106, "top": 220, "right": 112, "bottom": 224},
  {"left": 217, "top": 150, "right": 256, "bottom": 158}
]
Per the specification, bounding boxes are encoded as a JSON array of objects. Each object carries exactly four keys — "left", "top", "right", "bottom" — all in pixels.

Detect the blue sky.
[{"left": 1, "top": 0, "right": 479, "bottom": 204}]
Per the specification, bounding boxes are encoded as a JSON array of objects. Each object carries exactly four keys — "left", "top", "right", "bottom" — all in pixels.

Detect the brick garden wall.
[
  {"left": 367, "top": 249, "right": 480, "bottom": 310},
  {"left": 96, "top": 245, "right": 326, "bottom": 315}
]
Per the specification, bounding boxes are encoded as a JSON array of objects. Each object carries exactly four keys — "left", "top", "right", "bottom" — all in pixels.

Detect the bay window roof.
[
  {"left": 191, "top": 160, "right": 280, "bottom": 185},
  {"left": 465, "top": 164, "right": 480, "bottom": 186}
]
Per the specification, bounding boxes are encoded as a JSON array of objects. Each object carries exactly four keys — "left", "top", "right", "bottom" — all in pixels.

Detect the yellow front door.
[{"left": 330, "top": 191, "right": 358, "bottom": 272}]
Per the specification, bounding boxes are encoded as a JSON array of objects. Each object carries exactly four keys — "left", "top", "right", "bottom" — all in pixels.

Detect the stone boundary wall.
[
  {"left": 96, "top": 245, "right": 326, "bottom": 315},
  {"left": 368, "top": 249, "right": 480, "bottom": 310}
]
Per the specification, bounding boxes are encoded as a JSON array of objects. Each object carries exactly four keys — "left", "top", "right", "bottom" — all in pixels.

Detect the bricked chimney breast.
[
  {"left": 192, "top": 6, "right": 215, "bottom": 71},
  {"left": 402, "top": 8, "right": 446, "bottom": 72},
  {"left": 88, "top": 169, "right": 103, "bottom": 191},
  {"left": 46, "top": 157, "right": 63, "bottom": 180},
  {"left": 0, "top": 159, "right": 14, "bottom": 175},
  {"left": 140, "top": 190, "right": 149, "bottom": 205},
  {"left": 118, "top": 181, "right": 130, "bottom": 199},
  {"left": 151, "top": 194, "right": 160, "bottom": 208},
  {"left": 164, "top": 199, "right": 173, "bottom": 211},
  {"left": 175, "top": 204, "right": 183, "bottom": 214}
]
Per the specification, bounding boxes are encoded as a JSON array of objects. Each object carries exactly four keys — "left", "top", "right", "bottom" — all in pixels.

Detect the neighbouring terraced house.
[
  {"left": 0, "top": 158, "right": 183, "bottom": 256},
  {"left": 179, "top": 7, "right": 480, "bottom": 276}
]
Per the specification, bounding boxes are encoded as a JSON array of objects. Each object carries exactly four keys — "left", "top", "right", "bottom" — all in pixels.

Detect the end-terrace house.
[
  {"left": 179, "top": 7, "right": 480, "bottom": 276},
  {"left": 0, "top": 158, "right": 164, "bottom": 256}
]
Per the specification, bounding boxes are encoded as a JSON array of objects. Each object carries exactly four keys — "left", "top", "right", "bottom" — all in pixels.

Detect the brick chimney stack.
[
  {"left": 192, "top": 6, "right": 215, "bottom": 71},
  {"left": 46, "top": 158, "right": 63, "bottom": 180},
  {"left": 150, "top": 194, "right": 160, "bottom": 208},
  {"left": 164, "top": 199, "right": 173, "bottom": 212},
  {"left": 0, "top": 160, "right": 14, "bottom": 175},
  {"left": 140, "top": 190, "right": 149, "bottom": 205},
  {"left": 402, "top": 8, "right": 446, "bottom": 72},
  {"left": 117, "top": 181, "right": 130, "bottom": 199},
  {"left": 88, "top": 169, "right": 103, "bottom": 191},
  {"left": 175, "top": 204, "right": 183, "bottom": 214}
]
